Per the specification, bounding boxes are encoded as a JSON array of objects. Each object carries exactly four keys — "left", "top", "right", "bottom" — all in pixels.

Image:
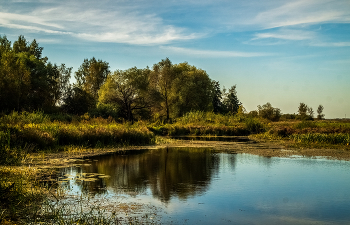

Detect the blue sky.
[{"left": 1, "top": 0, "right": 349, "bottom": 118}]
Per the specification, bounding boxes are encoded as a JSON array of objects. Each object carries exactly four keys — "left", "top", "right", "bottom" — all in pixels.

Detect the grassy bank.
[
  {"left": 148, "top": 111, "right": 264, "bottom": 136},
  {"left": 2, "top": 111, "right": 350, "bottom": 163},
  {"left": 0, "top": 112, "right": 155, "bottom": 164}
]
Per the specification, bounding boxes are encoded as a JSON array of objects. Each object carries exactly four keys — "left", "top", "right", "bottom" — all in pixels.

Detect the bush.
[
  {"left": 257, "top": 103, "right": 281, "bottom": 121},
  {"left": 89, "top": 103, "right": 119, "bottom": 120},
  {"left": 244, "top": 118, "right": 265, "bottom": 134}
]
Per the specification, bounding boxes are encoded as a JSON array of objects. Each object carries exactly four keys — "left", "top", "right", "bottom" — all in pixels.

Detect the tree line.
[
  {"left": 0, "top": 35, "right": 240, "bottom": 122},
  {"left": 0, "top": 35, "right": 324, "bottom": 121}
]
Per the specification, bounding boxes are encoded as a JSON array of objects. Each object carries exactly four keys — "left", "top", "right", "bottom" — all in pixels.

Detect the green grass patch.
[{"left": 290, "top": 133, "right": 350, "bottom": 145}]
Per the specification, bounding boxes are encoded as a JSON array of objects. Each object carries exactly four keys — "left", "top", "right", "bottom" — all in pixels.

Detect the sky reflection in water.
[{"left": 60, "top": 148, "right": 350, "bottom": 224}]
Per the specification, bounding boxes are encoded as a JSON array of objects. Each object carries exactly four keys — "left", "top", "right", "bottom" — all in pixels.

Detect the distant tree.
[
  {"left": 211, "top": 80, "right": 223, "bottom": 114},
  {"left": 257, "top": 102, "right": 281, "bottom": 121},
  {"left": 222, "top": 85, "right": 240, "bottom": 115},
  {"left": 75, "top": 57, "right": 110, "bottom": 100},
  {"left": 298, "top": 102, "right": 314, "bottom": 120},
  {"left": 317, "top": 105, "right": 325, "bottom": 119},
  {"left": 298, "top": 103, "right": 308, "bottom": 117},
  {"left": 307, "top": 107, "right": 314, "bottom": 119}
]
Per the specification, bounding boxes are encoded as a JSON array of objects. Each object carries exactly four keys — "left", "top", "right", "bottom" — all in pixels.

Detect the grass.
[
  {"left": 148, "top": 111, "right": 265, "bottom": 136},
  {"left": 0, "top": 166, "right": 154, "bottom": 224},
  {"left": 0, "top": 111, "right": 155, "bottom": 152}
]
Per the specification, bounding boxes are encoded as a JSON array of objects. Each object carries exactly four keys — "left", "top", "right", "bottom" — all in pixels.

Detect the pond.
[{"left": 59, "top": 147, "right": 350, "bottom": 224}]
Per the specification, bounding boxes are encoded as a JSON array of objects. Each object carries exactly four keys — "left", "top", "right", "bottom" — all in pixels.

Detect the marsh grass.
[
  {"left": 290, "top": 133, "right": 350, "bottom": 145},
  {"left": 148, "top": 111, "right": 265, "bottom": 136},
  {"left": 0, "top": 166, "right": 46, "bottom": 224},
  {"left": 0, "top": 112, "right": 155, "bottom": 156},
  {"left": 0, "top": 165, "right": 156, "bottom": 224}
]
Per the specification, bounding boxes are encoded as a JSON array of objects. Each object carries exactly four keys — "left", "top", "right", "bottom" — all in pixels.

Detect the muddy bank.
[{"left": 24, "top": 137, "right": 350, "bottom": 169}]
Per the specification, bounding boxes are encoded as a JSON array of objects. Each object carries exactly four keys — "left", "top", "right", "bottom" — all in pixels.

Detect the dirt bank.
[{"left": 24, "top": 137, "right": 350, "bottom": 169}]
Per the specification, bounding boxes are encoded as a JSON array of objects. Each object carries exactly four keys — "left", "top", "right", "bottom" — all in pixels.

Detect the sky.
[{"left": 0, "top": 0, "right": 349, "bottom": 118}]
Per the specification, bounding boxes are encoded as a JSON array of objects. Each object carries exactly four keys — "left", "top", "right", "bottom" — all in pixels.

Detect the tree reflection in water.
[{"left": 61, "top": 147, "right": 226, "bottom": 203}]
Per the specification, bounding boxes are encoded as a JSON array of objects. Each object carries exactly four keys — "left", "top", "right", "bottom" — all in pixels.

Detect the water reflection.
[
  {"left": 60, "top": 148, "right": 350, "bottom": 224},
  {"left": 61, "top": 147, "right": 222, "bottom": 203}
]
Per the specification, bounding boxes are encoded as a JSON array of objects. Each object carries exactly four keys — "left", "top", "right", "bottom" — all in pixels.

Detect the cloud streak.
[
  {"left": 162, "top": 46, "right": 272, "bottom": 58},
  {"left": 0, "top": 0, "right": 201, "bottom": 45},
  {"left": 253, "top": 29, "right": 316, "bottom": 41},
  {"left": 251, "top": 0, "right": 350, "bottom": 29}
]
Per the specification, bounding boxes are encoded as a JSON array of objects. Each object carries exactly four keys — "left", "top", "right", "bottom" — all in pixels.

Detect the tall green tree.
[
  {"left": 211, "top": 80, "right": 223, "bottom": 114},
  {"left": 222, "top": 85, "right": 240, "bottom": 115},
  {"left": 0, "top": 49, "right": 31, "bottom": 111},
  {"left": 0, "top": 35, "right": 62, "bottom": 112},
  {"left": 171, "top": 62, "right": 213, "bottom": 117},
  {"left": 75, "top": 57, "right": 110, "bottom": 100},
  {"left": 48, "top": 63, "right": 72, "bottom": 106},
  {"left": 99, "top": 67, "right": 157, "bottom": 121},
  {"left": 151, "top": 58, "right": 176, "bottom": 121}
]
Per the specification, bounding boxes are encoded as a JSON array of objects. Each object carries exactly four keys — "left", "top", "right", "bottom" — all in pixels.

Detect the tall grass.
[
  {"left": 0, "top": 167, "right": 139, "bottom": 224},
  {"left": 0, "top": 112, "right": 155, "bottom": 160},
  {"left": 290, "top": 133, "right": 350, "bottom": 145},
  {"left": 149, "top": 111, "right": 265, "bottom": 136}
]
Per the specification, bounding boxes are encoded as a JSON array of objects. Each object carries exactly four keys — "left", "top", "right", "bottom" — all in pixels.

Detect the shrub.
[
  {"left": 245, "top": 118, "right": 265, "bottom": 134},
  {"left": 89, "top": 103, "right": 119, "bottom": 120},
  {"left": 257, "top": 103, "right": 281, "bottom": 121}
]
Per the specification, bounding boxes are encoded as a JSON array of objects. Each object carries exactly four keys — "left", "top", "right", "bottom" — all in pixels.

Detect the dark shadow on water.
[
  {"left": 61, "top": 147, "right": 224, "bottom": 203},
  {"left": 170, "top": 136, "right": 250, "bottom": 142}
]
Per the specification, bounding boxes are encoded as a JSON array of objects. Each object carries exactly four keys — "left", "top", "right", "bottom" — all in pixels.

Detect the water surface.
[{"left": 60, "top": 147, "right": 350, "bottom": 224}]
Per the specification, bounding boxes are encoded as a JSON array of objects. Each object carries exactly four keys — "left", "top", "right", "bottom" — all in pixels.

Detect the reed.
[
  {"left": 149, "top": 111, "right": 265, "bottom": 136},
  {"left": 0, "top": 113, "right": 155, "bottom": 155},
  {"left": 290, "top": 133, "right": 350, "bottom": 145}
]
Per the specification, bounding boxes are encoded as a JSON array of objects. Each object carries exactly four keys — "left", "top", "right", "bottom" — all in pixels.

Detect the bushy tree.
[
  {"left": 170, "top": 62, "right": 213, "bottom": 117},
  {"left": 211, "top": 80, "right": 223, "bottom": 114},
  {"left": 298, "top": 102, "right": 313, "bottom": 120},
  {"left": 151, "top": 58, "right": 176, "bottom": 121},
  {"left": 298, "top": 103, "right": 308, "bottom": 117},
  {"left": 222, "top": 85, "right": 240, "bottom": 115},
  {"left": 0, "top": 35, "right": 59, "bottom": 112},
  {"left": 257, "top": 102, "right": 281, "bottom": 121},
  {"left": 62, "top": 87, "right": 95, "bottom": 115},
  {"left": 75, "top": 57, "right": 110, "bottom": 100},
  {"left": 98, "top": 67, "right": 157, "bottom": 121}
]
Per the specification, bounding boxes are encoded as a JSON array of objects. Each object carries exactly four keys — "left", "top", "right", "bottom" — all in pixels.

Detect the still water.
[{"left": 60, "top": 147, "right": 350, "bottom": 224}]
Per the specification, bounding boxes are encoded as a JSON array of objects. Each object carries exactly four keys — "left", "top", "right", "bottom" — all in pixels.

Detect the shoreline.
[{"left": 24, "top": 137, "right": 350, "bottom": 170}]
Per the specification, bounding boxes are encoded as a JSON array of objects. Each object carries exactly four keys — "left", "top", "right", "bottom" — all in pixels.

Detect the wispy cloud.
[
  {"left": 0, "top": 0, "right": 201, "bottom": 45},
  {"left": 252, "top": 29, "right": 316, "bottom": 41},
  {"left": 312, "top": 42, "right": 350, "bottom": 47},
  {"left": 250, "top": 0, "right": 350, "bottom": 29},
  {"left": 161, "top": 46, "right": 272, "bottom": 57}
]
